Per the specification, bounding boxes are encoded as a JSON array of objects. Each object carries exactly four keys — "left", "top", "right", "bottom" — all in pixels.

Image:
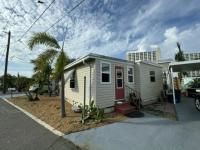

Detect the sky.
[{"left": 0, "top": 0, "right": 200, "bottom": 77}]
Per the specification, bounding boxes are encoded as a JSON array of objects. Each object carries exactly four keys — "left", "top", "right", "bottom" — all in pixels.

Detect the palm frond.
[
  {"left": 37, "top": 49, "right": 58, "bottom": 63},
  {"left": 28, "top": 32, "right": 60, "bottom": 50},
  {"left": 32, "top": 49, "right": 58, "bottom": 71},
  {"left": 54, "top": 49, "right": 70, "bottom": 77},
  {"left": 30, "top": 59, "right": 36, "bottom": 64},
  {"left": 175, "top": 42, "right": 185, "bottom": 61},
  {"left": 176, "top": 42, "right": 181, "bottom": 52}
]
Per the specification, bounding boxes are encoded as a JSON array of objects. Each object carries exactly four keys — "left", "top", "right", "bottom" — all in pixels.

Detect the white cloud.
[
  {"left": 0, "top": 0, "right": 200, "bottom": 77},
  {"left": 160, "top": 24, "right": 200, "bottom": 59}
]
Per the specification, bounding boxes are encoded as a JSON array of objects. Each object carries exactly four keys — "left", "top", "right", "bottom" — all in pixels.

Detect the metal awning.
[
  {"left": 169, "top": 60, "right": 200, "bottom": 72},
  {"left": 169, "top": 60, "right": 200, "bottom": 104}
]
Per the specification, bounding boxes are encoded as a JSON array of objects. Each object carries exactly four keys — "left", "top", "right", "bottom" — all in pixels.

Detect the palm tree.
[
  {"left": 28, "top": 32, "right": 69, "bottom": 117},
  {"left": 175, "top": 42, "right": 185, "bottom": 61},
  {"left": 175, "top": 42, "right": 186, "bottom": 83}
]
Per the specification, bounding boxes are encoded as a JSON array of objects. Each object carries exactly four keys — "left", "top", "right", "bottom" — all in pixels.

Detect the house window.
[
  {"left": 70, "top": 71, "right": 75, "bottom": 88},
  {"left": 150, "top": 71, "right": 155, "bottom": 82},
  {"left": 101, "top": 62, "right": 111, "bottom": 83},
  {"left": 127, "top": 66, "right": 134, "bottom": 83}
]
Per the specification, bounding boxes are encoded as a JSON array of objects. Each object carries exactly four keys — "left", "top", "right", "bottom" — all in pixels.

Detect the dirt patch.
[
  {"left": 142, "top": 102, "right": 177, "bottom": 120},
  {"left": 9, "top": 96, "right": 126, "bottom": 134}
]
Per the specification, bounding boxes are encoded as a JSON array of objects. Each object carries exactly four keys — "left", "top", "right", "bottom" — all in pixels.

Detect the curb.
[{"left": 2, "top": 98, "right": 64, "bottom": 137}]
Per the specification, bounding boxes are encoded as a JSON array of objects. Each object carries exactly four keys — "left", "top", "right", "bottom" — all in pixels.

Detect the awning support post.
[{"left": 170, "top": 67, "right": 176, "bottom": 105}]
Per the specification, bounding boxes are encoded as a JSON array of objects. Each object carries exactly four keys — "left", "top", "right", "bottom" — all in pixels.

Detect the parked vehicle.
[
  {"left": 187, "top": 88, "right": 197, "bottom": 98},
  {"left": 8, "top": 88, "right": 16, "bottom": 92},
  {"left": 188, "top": 78, "right": 200, "bottom": 97},
  {"left": 195, "top": 89, "right": 200, "bottom": 111},
  {"left": 29, "top": 84, "right": 39, "bottom": 92},
  {"left": 29, "top": 84, "right": 48, "bottom": 94}
]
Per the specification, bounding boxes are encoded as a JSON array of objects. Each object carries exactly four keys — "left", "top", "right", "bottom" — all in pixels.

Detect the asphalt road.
[{"left": 0, "top": 99, "right": 80, "bottom": 150}]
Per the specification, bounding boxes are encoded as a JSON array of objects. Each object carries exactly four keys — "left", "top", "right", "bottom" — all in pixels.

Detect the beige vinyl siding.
[
  {"left": 64, "top": 61, "right": 96, "bottom": 106},
  {"left": 95, "top": 59, "right": 135, "bottom": 108},
  {"left": 134, "top": 63, "right": 141, "bottom": 92},
  {"left": 136, "top": 62, "right": 162, "bottom": 104}
]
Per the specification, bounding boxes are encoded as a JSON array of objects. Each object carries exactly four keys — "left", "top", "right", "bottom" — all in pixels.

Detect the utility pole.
[{"left": 3, "top": 31, "right": 11, "bottom": 94}]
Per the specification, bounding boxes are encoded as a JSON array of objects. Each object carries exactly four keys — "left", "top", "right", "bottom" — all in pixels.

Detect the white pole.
[{"left": 170, "top": 67, "right": 176, "bottom": 104}]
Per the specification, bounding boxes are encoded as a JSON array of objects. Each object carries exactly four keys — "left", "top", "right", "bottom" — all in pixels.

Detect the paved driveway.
[
  {"left": 0, "top": 99, "right": 80, "bottom": 150},
  {"left": 65, "top": 97, "right": 200, "bottom": 150}
]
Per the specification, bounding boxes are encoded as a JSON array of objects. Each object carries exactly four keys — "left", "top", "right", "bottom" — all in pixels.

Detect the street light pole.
[{"left": 3, "top": 31, "right": 11, "bottom": 94}]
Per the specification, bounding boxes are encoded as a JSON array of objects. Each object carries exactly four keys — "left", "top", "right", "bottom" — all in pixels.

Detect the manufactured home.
[{"left": 64, "top": 53, "right": 163, "bottom": 112}]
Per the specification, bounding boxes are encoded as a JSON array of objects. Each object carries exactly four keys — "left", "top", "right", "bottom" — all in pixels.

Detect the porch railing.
[{"left": 124, "top": 84, "right": 142, "bottom": 111}]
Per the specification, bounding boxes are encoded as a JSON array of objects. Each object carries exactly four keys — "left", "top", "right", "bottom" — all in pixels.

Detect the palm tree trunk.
[{"left": 61, "top": 72, "right": 66, "bottom": 117}]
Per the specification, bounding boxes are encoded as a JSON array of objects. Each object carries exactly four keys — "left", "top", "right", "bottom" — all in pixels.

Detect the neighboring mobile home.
[{"left": 64, "top": 53, "right": 162, "bottom": 112}]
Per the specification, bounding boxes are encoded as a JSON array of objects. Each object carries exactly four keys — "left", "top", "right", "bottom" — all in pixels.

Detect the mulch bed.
[
  {"left": 9, "top": 96, "right": 126, "bottom": 134},
  {"left": 142, "top": 102, "right": 177, "bottom": 120}
]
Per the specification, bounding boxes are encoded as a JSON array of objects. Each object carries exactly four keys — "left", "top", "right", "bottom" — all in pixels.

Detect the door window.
[{"left": 116, "top": 69, "right": 123, "bottom": 88}]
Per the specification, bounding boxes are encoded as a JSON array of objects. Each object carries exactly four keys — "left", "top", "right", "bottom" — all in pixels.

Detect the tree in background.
[
  {"left": 175, "top": 42, "right": 185, "bottom": 61},
  {"left": 0, "top": 74, "right": 32, "bottom": 92},
  {"left": 28, "top": 32, "right": 70, "bottom": 118},
  {"left": 31, "top": 53, "right": 54, "bottom": 96},
  {"left": 174, "top": 42, "right": 186, "bottom": 83}
]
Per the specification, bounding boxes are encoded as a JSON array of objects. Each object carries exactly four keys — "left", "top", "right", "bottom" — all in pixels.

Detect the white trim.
[
  {"left": 65, "top": 53, "right": 134, "bottom": 71},
  {"left": 136, "top": 60, "right": 162, "bottom": 68},
  {"left": 2, "top": 98, "right": 64, "bottom": 136},
  {"left": 100, "top": 61, "right": 111, "bottom": 84},
  {"left": 127, "top": 66, "right": 134, "bottom": 84}
]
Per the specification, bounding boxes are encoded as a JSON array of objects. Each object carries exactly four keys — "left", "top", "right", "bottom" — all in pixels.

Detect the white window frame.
[
  {"left": 100, "top": 61, "right": 111, "bottom": 84},
  {"left": 127, "top": 66, "right": 134, "bottom": 83}
]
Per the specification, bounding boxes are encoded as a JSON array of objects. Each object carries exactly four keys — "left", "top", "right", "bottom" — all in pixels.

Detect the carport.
[{"left": 169, "top": 59, "right": 200, "bottom": 104}]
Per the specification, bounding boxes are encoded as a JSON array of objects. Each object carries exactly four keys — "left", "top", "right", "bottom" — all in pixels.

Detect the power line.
[
  {"left": 11, "top": 56, "right": 31, "bottom": 63},
  {"left": 17, "top": 0, "right": 56, "bottom": 41},
  {"left": 45, "top": 0, "right": 86, "bottom": 32},
  {"left": 3, "top": 0, "right": 20, "bottom": 31}
]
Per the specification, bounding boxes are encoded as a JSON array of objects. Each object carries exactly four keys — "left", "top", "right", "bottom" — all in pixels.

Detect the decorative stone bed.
[{"left": 9, "top": 96, "right": 126, "bottom": 134}]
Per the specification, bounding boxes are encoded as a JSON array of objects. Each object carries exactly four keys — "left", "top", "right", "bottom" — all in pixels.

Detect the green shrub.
[{"left": 82, "top": 101, "right": 104, "bottom": 123}]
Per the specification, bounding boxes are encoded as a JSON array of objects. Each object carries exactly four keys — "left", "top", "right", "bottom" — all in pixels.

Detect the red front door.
[{"left": 115, "top": 67, "right": 124, "bottom": 100}]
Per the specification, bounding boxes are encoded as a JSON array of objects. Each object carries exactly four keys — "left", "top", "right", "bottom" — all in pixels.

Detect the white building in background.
[
  {"left": 183, "top": 52, "right": 200, "bottom": 77},
  {"left": 126, "top": 48, "right": 161, "bottom": 62}
]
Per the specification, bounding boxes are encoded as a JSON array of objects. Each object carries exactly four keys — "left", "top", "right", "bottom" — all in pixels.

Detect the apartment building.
[
  {"left": 183, "top": 52, "right": 200, "bottom": 77},
  {"left": 126, "top": 48, "right": 161, "bottom": 62}
]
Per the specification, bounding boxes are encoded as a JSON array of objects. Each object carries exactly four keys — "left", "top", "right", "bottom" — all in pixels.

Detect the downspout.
[
  {"left": 83, "top": 59, "right": 92, "bottom": 104},
  {"left": 170, "top": 67, "right": 176, "bottom": 104}
]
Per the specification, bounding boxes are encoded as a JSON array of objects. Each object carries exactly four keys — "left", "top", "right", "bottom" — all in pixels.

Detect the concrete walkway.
[
  {"left": 0, "top": 99, "right": 80, "bottom": 150},
  {"left": 64, "top": 97, "right": 200, "bottom": 150}
]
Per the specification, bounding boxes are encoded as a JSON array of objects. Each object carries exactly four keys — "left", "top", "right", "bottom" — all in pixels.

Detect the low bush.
[{"left": 81, "top": 101, "right": 104, "bottom": 123}]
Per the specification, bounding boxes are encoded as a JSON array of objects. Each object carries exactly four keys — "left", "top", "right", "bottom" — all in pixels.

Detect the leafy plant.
[
  {"left": 189, "top": 78, "right": 200, "bottom": 88},
  {"left": 82, "top": 101, "right": 104, "bottom": 123}
]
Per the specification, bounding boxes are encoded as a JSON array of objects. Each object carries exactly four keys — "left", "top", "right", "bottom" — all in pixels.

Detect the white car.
[
  {"left": 8, "top": 88, "right": 16, "bottom": 92},
  {"left": 29, "top": 84, "right": 39, "bottom": 92}
]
